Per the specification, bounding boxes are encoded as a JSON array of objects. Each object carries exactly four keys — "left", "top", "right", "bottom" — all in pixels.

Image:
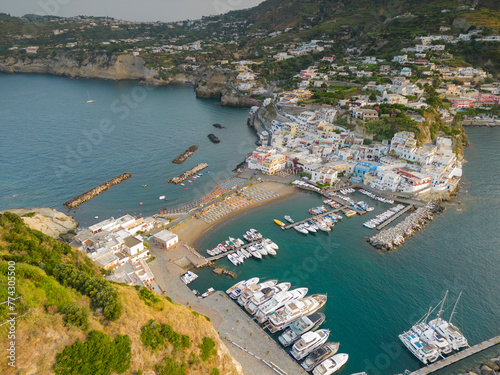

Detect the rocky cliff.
[{"left": 0, "top": 53, "right": 159, "bottom": 81}]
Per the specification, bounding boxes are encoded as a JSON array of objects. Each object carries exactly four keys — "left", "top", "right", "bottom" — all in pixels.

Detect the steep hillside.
[{"left": 0, "top": 212, "right": 241, "bottom": 375}]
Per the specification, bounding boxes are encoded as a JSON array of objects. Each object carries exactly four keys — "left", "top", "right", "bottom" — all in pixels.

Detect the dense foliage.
[{"left": 53, "top": 330, "right": 131, "bottom": 375}]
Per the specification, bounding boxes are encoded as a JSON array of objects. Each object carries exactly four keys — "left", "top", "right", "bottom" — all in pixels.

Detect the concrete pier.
[
  {"left": 376, "top": 205, "right": 414, "bottom": 230},
  {"left": 410, "top": 336, "right": 500, "bottom": 375}
]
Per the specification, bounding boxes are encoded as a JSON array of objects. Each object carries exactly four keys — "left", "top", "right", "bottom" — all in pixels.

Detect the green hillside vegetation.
[{"left": 0, "top": 213, "right": 240, "bottom": 375}]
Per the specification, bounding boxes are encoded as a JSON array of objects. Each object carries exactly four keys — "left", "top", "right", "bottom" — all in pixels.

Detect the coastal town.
[{"left": 1, "top": 2, "right": 500, "bottom": 375}]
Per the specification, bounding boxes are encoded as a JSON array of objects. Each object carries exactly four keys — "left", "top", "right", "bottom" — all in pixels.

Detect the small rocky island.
[
  {"left": 207, "top": 134, "right": 220, "bottom": 143},
  {"left": 172, "top": 145, "right": 198, "bottom": 164},
  {"left": 213, "top": 123, "right": 225, "bottom": 129}
]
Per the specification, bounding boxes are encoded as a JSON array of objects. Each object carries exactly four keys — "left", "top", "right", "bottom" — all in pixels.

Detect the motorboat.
[
  {"left": 255, "top": 287, "right": 308, "bottom": 324},
  {"left": 301, "top": 342, "right": 340, "bottom": 372},
  {"left": 237, "top": 280, "right": 278, "bottom": 306},
  {"left": 290, "top": 329, "right": 330, "bottom": 360},
  {"left": 312, "top": 353, "right": 349, "bottom": 375},
  {"left": 284, "top": 215, "right": 294, "bottom": 223},
  {"left": 267, "top": 294, "right": 327, "bottom": 333},
  {"left": 294, "top": 224, "right": 309, "bottom": 234},
  {"left": 278, "top": 312, "right": 326, "bottom": 346},
  {"left": 228, "top": 277, "right": 259, "bottom": 299},
  {"left": 245, "top": 282, "right": 291, "bottom": 315},
  {"left": 274, "top": 219, "right": 286, "bottom": 227}
]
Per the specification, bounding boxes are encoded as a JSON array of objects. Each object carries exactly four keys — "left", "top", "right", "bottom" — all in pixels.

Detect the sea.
[{"left": 1, "top": 74, "right": 499, "bottom": 374}]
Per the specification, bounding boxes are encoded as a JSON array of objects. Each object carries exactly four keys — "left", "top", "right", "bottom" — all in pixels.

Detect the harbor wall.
[
  {"left": 63, "top": 172, "right": 132, "bottom": 209},
  {"left": 368, "top": 202, "right": 443, "bottom": 251}
]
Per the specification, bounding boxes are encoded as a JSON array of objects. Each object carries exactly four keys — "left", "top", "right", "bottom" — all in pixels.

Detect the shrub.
[
  {"left": 140, "top": 319, "right": 191, "bottom": 351},
  {"left": 211, "top": 369, "right": 220, "bottom": 375},
  {"left": 199, "top": 337, "right": 217, "bottom": 361},
  {"left": 60, "top": 303, "right": 89, "bottom": 330},
  {"left": 156, "top": 356, "right": 187, "bottom": 375}
]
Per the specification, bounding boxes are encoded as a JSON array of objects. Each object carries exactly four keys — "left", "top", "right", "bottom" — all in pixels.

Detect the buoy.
[
  {"left": 140, "top": 202, "right": 143, "bottom": 205},
  {"left": 183, "top": 188, "right": 188, "bottom": 190},
  {"left": 165, "top": 198, "right": 170, "bottom": 200},
  {"left": 142, "top": 185, "right": 147, "bottom": 188}
]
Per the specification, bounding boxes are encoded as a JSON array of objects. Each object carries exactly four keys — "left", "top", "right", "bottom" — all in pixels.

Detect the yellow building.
[{"left": 262, "top": 154, "right": 286, "bottom": 175}]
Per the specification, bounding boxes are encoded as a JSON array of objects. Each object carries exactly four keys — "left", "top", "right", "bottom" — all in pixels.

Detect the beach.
[{"left": 169, "top": 180, "right": 298, "bottom": 246}]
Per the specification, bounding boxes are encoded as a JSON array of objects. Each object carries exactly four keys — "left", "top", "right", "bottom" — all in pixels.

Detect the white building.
[{"left": 152, "top": 230, "right": 179, "bottom": 249}]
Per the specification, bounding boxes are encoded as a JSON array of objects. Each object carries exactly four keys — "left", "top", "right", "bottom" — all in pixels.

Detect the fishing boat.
[
  {"left": 255, "top": 287, "right": 308, "bottom": 323},
  {"left": 278, "top": 312, "right": 326, "bottom": 346},
  {"left": 274, "top": 219, "right": 286, "bottom": 227},
  {"left": 290, "top": 329, "right": 330, "bottom": 360},
  {"left": 301, "top": 342, "right": 340, "bottom": 372},
  {"left": 227, "top": 277, "right": 259, "bottom": 297},
  {"left": 312, "top": 353, "right": 349, "bottom": 375},
  {"left": 267, "top": 294, "right": 327, "bottom": 333},
  {"left": 284, "top": 215, "right": 294, "bottom": 223}
]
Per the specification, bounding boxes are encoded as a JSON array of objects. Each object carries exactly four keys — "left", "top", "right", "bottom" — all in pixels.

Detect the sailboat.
[{"left": 86, "top": 91, "right": 95, "bottom": 103}]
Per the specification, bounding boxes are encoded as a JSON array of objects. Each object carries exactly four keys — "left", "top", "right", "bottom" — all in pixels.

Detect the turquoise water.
[
  {"left": 190, "top": 129, "right": 500, "bottom": 374},
  {"left": 1, "top": 74, "right": 499, "bottom": 374},
  {"left": 0, "top": 73, "right": 256, "bottom": 226}
]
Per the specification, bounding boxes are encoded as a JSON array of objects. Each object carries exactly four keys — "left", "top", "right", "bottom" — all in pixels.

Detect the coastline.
[{"left": 169, "top": 181, "right": 298, "bottom": 247}]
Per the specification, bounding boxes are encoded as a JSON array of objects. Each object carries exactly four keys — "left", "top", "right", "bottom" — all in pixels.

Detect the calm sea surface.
[{"left": 1, "top": 74, "right": 498, "bottom": 374}]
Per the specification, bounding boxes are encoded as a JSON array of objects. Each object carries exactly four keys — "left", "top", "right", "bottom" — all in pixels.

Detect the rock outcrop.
[
  {"left": 0, "top": 208, "right": 78, "bottom": 238},
  {"left": 221, "top": 94, "right": 261, "bottom": 107}
]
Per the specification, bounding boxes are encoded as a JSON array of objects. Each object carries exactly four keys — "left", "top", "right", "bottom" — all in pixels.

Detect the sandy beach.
[{"left": 170, "top": 180, "right": 298, "bottom": 246}]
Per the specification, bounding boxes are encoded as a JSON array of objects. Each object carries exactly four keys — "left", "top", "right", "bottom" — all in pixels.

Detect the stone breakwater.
[
  {"left": 63, "top": 173, "right": 132, "bottom": 209},
  {"left": 368, "top": 203, "right": 444, "bottom": 251},
  {"left": 172, "top": 145, "right": 198, "bottom": 164},
  {"left": 168, "top": 163, "right": 208, "bottom": 184},
  {"left": 459, "top": 353, "right": 500, "bottom": 375}
]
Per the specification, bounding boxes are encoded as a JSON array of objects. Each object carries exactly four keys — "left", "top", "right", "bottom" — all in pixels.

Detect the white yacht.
[
  {"left": 227, "top": 277, "right": 259, "bottom": 299},
  {"left": 294, "top": 224, "right": 309, "bottom": 234},
  {"left": 428, "top": 292, "right": 469, "bottom": 351},
  {"left": 284, "top": 215, "right": 294, "bottom": 223},
  {"left": 398, "top": 330, "right": 440, "bottom": 364},
  {"left": 301, "top": 342, "right": 340, "bottom": 372},
  {"left": 245, "top": 282, "right": 291, "bottom": 315},
  {"left": 312, "top": 353, "right": 349, "bottom": 375},
  {"left": 240, "top": 248, "right": 251, "bottom": 259},
  {"left": 256, "top": 244, "right": 268, "bottom": 256},
  {"left": 278, "top": 312, "right": 326, "bottom": 346},
  {"left": 267, "top": 294, "right": 327, "bottom": 333},
  {"left": 237, "top": 279, "right": 278, "bottom": 306},
  {"left": 290, "top": 329, "right": 330, "bottom": 360},
  {"left": 263, "top": 238, "right": 279, "bottom": 250},
  {"left": 255, "top": 287, "right": 308, "bottom": 323}
]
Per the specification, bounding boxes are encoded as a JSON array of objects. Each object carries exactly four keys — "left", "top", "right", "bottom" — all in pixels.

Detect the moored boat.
[
  {"left": 301, "top": 342, "right": 340, "bottom": 372},
  {"left": 312, "top": 353, "right": 349, "bottom": 375},
  {"left": 278, "top": 312, "right": 326, "bottom": 346},
  {"left": 274, "top": 219, "right": 286, "bottom": 227},
  {"left": 255, "top": 287, "right": 308, "bottom": 323},
  {"left": 290, "top": 329, "right": 330, "bottom": 360}
]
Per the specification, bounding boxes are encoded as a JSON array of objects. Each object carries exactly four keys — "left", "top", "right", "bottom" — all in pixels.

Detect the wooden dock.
[
  {"left": 410, "top": 335, "right": 500, "bottom": 375},
  {"left": 283, "top": 206, "right": 347, "bottom": 230},
  {"left": 376, "top": 205, "right": 414, "bottom": 230}
]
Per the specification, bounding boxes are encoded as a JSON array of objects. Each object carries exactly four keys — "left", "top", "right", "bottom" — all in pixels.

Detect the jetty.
[
  {"left": 168, "top": 163, "right": 209, "bottom": 184},
  {"left": 63, "top": 172, "right": 131, "bottom": 209},
  {"left": 284, "top": 206, "right": 347, "bottom": 230},
  {"left": 410, "top": 335, "right": 500, "bottom": 375},
  {"left": 376, "top": 204, "right": 414, "bottom": 230},
  {"left": 172, "top": 145, "right": 198, "bottom": 164}
]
